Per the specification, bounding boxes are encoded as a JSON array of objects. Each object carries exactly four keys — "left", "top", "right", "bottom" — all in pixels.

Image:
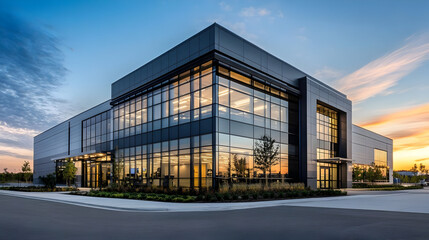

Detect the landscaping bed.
[
  {"left": 352, "top": 183, "right": 423, "bottom": 191},
  {"left": 0, "top": 186, "right": 77, "bottom": 192},
  {"left": 70, "top": 183, "right": 346, "bottom": 203}
]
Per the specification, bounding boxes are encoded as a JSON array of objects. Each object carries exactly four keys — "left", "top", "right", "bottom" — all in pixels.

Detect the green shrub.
[{"left": 39, "top": 173, "right": 56, "bottom": 189}]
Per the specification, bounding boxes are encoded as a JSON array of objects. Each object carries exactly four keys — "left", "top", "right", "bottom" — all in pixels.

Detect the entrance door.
[
  {"left": 317, "top": 162, "right": 339, "bottom": 189},
  {"left": 319, "top": 166, "right": 329, "bottom": 189}
]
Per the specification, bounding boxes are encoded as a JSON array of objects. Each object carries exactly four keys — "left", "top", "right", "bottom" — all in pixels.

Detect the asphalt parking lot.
[{"left": 1, "top": 194, "right": 428, "bottom": 240}]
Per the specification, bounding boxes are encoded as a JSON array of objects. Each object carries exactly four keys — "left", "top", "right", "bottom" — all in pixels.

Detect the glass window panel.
[
  {"left": 170, "top": 98, "right": 179, "bottom": 115},
  {"left": 153, "top": 104, "right": 161, "bottom": 120},
  {"left": 130, "top": 112, "right": 135, "bottom": 127},
  {"left": 179, "top": 82, "right": 190, "bottom": 96},
  {"left": 271, "top": 103, "right": 280, "bottom": 121},
  {"left": 170, "top": 114, "right": 179, "bottom": 126},
  {"left": 219, "top": 133, "right": 230, "bottom": 146},
  {"left": 154, "top": 93, "right": 161, "bottom": 105},
  {"left": 230, "top": 109, "right": 252, "bottom": 124},
  {"left": 148, "top": 107, "right": 152, "bottom": 122},
  {"left": 200, "top": 106, "right": 212, "bottom": 119},
  {"left": 281, "top": 107, "right": 287, "bottom": 123},
  {"left": 230, "top": 81, "right": 252, "bottom": 95},
  {"left": 254, "top": 115, "right": 264, "bottom": 127},
  {"left": 136, "top": 110, "right": 142, "bottom": 125},
  {"left": 219, "top": 105, "right": 229, "bottom": 119},
  {"left": 180, "top": 138, "right": 190, "bottom": 149},
  {"left": 162, "top": 101, "right": 169, "bottom": 118},
  {"left": 218, "top": 85, "right": 229, "bottom": 106},
  {"left": 142, "top": 109, "right": 147, "bottom": 123},
  {"left": 162, "top": 90, "right": 169, "bottom": 102},
  {"left": 179, "top": 71, "right": 190, "bottom": 84},
  {"left": 200, "top": 86, "right": 212, "bottom": 106},
  {"left": 230, "top": 71, "right": 251, "bottom": 85},
  {"left": 201, "top": 73, "right": 212, "bottom": 88},
  {"left": 170, "top": 140, "right": 178, "bottom": 150},
  {"left": 253, "top": 98, "right": 265, "bottom": 116},
  {"left": 192, "top": 78, "right": 200, "bottom": 92},
  {"left": 271, "top": 120, "right": 280, "bottom": 131},
  {"left": 179, "top": 111, "right": 190, "bottom": 124},
  {"left": 201, "top": 134, "right": 212, "bottom": 146},
  {"left": 192, "top": 109, "right": 200, "bottom": 121},
  {"left": 219, "top": 76, "right": 229, "bottom": 87},
  {"left": 179, "top": 154, "right": 191, "bottom": 181},
  {"left": 230, "top": 90, "right": 252, "bottom": 113},
  {"left": 193, "top": 91, "right": 200, "bottom": 109},
  {"left": 124, "top": 114, "right": 130, "bottom": 128},
  {"left": 179, "top": 94, "right": 191, "bottom": 113},
  {"left": 170, "top": 86, "right": 179, "bottom": 99},
  {"left": 218, "top": 66, "right": 229, "bottom": 76}
]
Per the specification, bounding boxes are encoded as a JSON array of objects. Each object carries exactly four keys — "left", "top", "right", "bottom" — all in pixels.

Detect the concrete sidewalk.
[{"left": 1, "top": 188, "right": 429, "bottom": 213}]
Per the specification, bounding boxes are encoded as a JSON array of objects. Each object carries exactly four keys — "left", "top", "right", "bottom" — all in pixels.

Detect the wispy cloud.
[
  {"left": 240, "top": 7, "right": 271, "bottom": 17},
  {"left": 359, "top": 103, "right": 429, "bottom": 167},
  {"left": 313, "top": 67, "right": 344, "bottom": 82},
  {"left": 219, "top": 2, "right": 232, "bottom": 11},
  {"left": 0, "top": 12, "right": 67, "bottom": 171},
  {"left": 335, "top": 33, "right": 429, "bottom": 103},
  {"left": 0, "top": 12, "right": 67, "bottom": 130},
  {"left": 359, "top": 102, "right": 429, "bottom": 170}
]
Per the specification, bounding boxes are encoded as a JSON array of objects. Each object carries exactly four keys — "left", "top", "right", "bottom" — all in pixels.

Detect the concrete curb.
[{"left": 0, "top": 190, "right": 354, "bottom": 213}]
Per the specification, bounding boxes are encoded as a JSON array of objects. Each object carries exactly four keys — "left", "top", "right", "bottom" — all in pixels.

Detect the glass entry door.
[
  {"left": 83, "top": 160, "right": 111, "bottom": 188},
  {"left": 317, "top": 162, "right": 338, "bottom": 189}
]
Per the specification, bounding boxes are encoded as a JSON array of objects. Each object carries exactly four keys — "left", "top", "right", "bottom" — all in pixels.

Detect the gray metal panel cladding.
[
  {"left": 34, "top": 100, "right": 111, "bottom": 180},
  {"left": 111, "top": 23, "right": 342, "bottom": 100}
]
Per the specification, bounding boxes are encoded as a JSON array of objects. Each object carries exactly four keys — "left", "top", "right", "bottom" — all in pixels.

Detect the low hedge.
[
  {"left": 352, "top": 183, "right": 423, "bottom": 190},
  {"left": 70, "top": 188, "right": 346, "bottom": 203},
  {"left": 0, "top": 186, "right": 77, "bottom": 192},
  {"left": 364, "top": 185, "right": 423, "bottom": 191}
]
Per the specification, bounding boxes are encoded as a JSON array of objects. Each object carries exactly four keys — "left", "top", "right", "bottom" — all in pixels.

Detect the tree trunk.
[{"left": 264, "top": 169, "right": 268, "bottom": 189}]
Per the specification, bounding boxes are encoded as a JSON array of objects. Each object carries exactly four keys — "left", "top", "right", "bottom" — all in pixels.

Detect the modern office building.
[{"left": 33, "top": 23, "right": 393, "bottom": 189}]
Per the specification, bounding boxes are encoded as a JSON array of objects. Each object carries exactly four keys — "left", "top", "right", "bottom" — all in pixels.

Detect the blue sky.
[{"left": 1, "top": 0, "right": 429, "bottom": 171}]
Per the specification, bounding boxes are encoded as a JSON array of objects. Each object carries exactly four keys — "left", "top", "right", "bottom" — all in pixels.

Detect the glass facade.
[
  {"left": 374, "top": 149, "right": 387, "bottom": 167},
  {"left": 111, "top": 61, "right": 214, "bottom": 189},
  {"left": 316, "top": 104, "right": 338, "bottom": 159},
  {"left": 79, "top": 60, "right": 301, "bottom": 189},
  {"left": 216, "top": 66, "right": 300, "bottom": 185},
  {"left": 316, "top": 104, "right": 340, "bottom": 189},
  {"left": 352, "top": 149, "right": 389, "bottom": 182},
  {"left": 82, "top": 110, "right": 112, "bottom": 153}
]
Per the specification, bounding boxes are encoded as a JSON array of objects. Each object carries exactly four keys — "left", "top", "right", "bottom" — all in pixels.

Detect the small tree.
[
  {"left": 366, "top": 164, "right": 383, "bottom": 183},
  {"left": 411, "top": 164, "right": 418, "bottom": 175},
  {"left": 21, "top": 161, "right": 32, "bottom": 183},
  {"left": 63, "top": 159, "right": 77, "bottom": 186},
  {"left": 254, "top": 135, "right": 280, "bottom": 188},
  {"left": 232, "top": 154, "right": 247, "bottom": 179},
  {"left": 419, "top": 163, "right": 426, "bottom": 175},
  {"left": 39, "top": 173, "right": 56, "bottom": 189}
]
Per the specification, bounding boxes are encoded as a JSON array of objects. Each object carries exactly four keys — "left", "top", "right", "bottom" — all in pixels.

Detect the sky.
[{"left": 1, "top": 0, "right": 429, "bottom": 172}]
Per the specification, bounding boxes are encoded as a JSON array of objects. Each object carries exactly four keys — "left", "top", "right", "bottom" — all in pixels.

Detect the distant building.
[
  {"left": 33, "top": 23, "right": 393, "bottom": 189},
  {"left": 396, "top": 171, "right": 417, "bottom": 177}
]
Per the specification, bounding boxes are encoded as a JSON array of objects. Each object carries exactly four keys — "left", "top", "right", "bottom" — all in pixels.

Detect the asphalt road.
[{"left": 1, "top": 195, "right": 428, "bottom": 240}]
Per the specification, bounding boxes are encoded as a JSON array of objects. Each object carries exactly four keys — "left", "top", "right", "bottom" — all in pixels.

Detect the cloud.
[
  {"left": 359, "top": 102, "right": 429, "bottom": 161},
  {"left": 240, "top": 7, "right": 271, "bottom": 17},
  {"left": 0, "top": 12, "right": 67, "bottom": 171},
  {"left": 0, "top": 12, "right": 67, "bottom": 131},
  {"left": 358, "top": 103, "right": 429, "bottom": 170},
  {"left": 414, "top": 158, "right": 429, "bottom": 163},
  {"left": 219, "top": 2, "right": 232, "bottom": 11},
  {"left": 313, "top": 67, "right": 344, "bottom": 82},
  {"left": 335, "top": 33, "right": 429, "bottom": 103}
]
